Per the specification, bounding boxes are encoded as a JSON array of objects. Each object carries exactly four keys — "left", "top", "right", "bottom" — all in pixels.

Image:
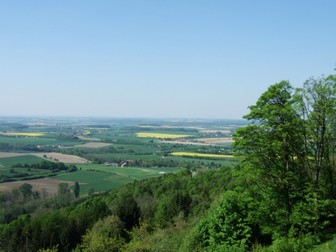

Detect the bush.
[
  {"left": 270, "top": 234, "right": 317, "bottom": 252},
  {"left": 290, "top": 192, "right": 336, "bottom": 240},
  {"left": 185, "top": 190, "right": 258, "bottom": 251}
]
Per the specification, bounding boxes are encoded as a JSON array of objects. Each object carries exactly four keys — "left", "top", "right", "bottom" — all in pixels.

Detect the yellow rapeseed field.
[
  {"left": 136, "top": 132, "right": 190, "bottom": 139},
  {"left": 1, "top": 132, "right": 44, "bottom": 137},
  {"left": 82, "top": 129, "right": 92, "bottom": 136},
  {"left": 171, "top": 152, "right": 234, "bottom": 159}
]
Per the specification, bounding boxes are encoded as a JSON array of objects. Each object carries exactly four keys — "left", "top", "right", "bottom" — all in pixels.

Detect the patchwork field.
[{"left": 0, "top": 118, "right": 243, "bottom": 195}]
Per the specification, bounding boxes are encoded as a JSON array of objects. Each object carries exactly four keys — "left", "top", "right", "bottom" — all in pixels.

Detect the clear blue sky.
[{"left": 1, "top": 1, "right": 335, "bottom": 119}]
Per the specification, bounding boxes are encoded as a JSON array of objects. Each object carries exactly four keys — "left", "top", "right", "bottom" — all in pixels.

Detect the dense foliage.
[
  {"left": 0, "top": 168, "right": 233, "bottom": 251},
  {"left": 234, "top": 76, "right": 336, "bottom": 241}
]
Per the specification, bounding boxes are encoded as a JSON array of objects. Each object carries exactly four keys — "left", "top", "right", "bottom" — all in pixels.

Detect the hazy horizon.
[
  {"left": 0, "top": 115, "right": 246, "bottom": 121},
  {"left": 1, "top": 1, "right": 335, "bottom": 119}
]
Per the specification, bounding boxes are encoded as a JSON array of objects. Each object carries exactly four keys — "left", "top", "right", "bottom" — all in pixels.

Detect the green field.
[
  {"left": 0, "top": 155, "right": 45, "bottom": 168},
  {"left": 55, "top": 170, "right": 133, "bottom": 195},
  {"left": 54, "top": 165, "right": 181, "bottom": 195},
  {"left": 0, "top": 135, "right": 81, "bottom": 146}
]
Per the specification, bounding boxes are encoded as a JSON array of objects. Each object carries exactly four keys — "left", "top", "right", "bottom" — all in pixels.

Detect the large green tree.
[
  {"left": 234, "top": 81, "right": 307, "bottom": 234},
  {"left": 233, "top": 76, "right": 336, "bottom": 246}
]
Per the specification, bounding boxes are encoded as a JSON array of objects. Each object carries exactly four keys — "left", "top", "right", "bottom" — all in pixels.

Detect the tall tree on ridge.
[{"left": 234, "top": 81, "right": 306, "bottom": 233}]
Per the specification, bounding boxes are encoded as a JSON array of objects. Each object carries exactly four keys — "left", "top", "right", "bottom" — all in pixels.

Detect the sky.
[{"left": 0, "top": 1, "right": 335, "bottom": 119}]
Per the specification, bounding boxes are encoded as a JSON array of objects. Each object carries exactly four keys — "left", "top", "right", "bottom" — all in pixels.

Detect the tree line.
[{"left": 13, "top": 161, "right": 78, "bottom": 172}]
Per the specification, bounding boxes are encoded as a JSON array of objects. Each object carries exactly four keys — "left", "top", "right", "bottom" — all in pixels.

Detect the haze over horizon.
[{"left": 1, "top": 1, "right": 335, "bottom": 119}]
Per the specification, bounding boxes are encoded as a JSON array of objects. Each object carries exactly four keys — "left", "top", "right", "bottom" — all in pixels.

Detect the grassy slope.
[
  {"left": 79, "top": 164, "right": 181, "bottom": 178},
  {"left": 54, "top": 165, "right": 182, "bottom": 195},
  {"left": 55, "top": 170, "right": 134, "bottom": 195},
  {"left": 0, "top": 155, "right": 44, "bottom": 168}
]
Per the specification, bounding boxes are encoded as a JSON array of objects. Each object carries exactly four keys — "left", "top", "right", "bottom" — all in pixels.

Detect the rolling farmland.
[{"left": 0, "top": 118, "right": 242, "bottom": 195}]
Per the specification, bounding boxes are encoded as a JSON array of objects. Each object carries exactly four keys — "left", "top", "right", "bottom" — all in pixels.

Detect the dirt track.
[
  {"left": 161, "top": 140, "right": 211, "bottom": 146},
  {"left": 77, "top": 136, "right": 101, "bottom": 141},
  {"left": 75, "top": 142, "right": 112, "bottom": 148},
  {"left": 0, "top": 152, "right": 27, "bottom": 158},
  {"left": 199, "top": 129, "right": 231, "bottom": 134},
  {"left": 33, "top": 152, "right": 89, "bottom": 163},
  {"left": 196, "top": 138, "right": 234, "bottom": 144},
  {"left": 161, "top": 137, "right": 234, "bottom": 146}
]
